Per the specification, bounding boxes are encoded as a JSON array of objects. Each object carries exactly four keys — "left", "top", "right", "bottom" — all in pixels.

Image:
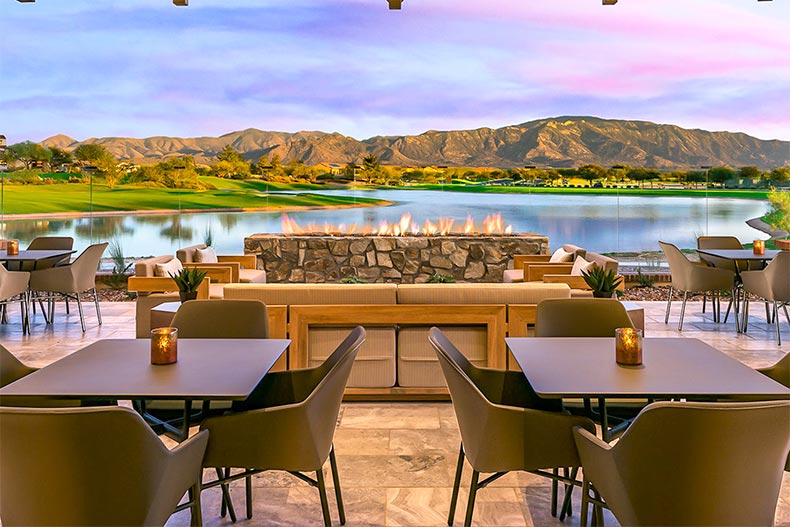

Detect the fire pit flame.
[{"left": 281, "top": 213, "right": 513, "bottom": 236}]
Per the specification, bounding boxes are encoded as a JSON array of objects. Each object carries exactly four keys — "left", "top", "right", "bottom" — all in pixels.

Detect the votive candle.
[
  {"left": 753, "top": 239, "right": 765, "bottom": 256},
  {"left": 615, "top": 327, "right": 643, "bottom": 366},
  {"left": 151, "top": 327, "right": 178, "bottom": 365},
  {"left": 6, "top": 239, "right": 19, "bottom": 256}
]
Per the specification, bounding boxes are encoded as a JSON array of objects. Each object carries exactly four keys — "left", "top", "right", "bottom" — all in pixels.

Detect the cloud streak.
[{"left": 0, "top": 0, "right": 788, "bottom": 144}]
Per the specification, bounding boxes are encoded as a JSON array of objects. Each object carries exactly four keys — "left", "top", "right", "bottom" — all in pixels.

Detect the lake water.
[{"left": 1, "top": 189, "right": 769, "bottom": 257}]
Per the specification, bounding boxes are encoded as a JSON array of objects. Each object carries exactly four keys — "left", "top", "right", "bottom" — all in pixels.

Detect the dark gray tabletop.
[
  {"left": 506, "top": 337, "right": 790, "bottom": 399},
  {"left": 0, "top": 249, "right": 76, "bottom": 262},
  {"left": 696, "top": 248, "right": 780, "bottom": 261},
  {"left": 0, "top": 338, "right": 289, "bottom": 401}
]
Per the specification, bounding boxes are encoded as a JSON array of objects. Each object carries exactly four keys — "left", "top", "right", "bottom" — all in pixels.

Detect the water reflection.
[{"left": 0, "top": 190, "right": 769, "bottom": 256}]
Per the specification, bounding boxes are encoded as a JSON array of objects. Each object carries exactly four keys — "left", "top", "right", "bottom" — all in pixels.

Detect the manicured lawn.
[
  {"left": 2, "top": 179, "right": 384, "bottom": 215},
  {"left": 404, "top": 183, "right": 770, "bottom": 200}
]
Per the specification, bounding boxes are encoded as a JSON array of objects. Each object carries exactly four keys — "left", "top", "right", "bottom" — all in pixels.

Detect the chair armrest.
[
  {"left": 128, "top": 277, "right": 211, "bottom": 299},
  {"left": 156, "top": 429, "right": 209, "bottom": 519},
  {"left": 218, "top": 255, "right": 257, "bottom": 269},
  {"left": 542, "top": 275, "right": 591, "bottom": 289},
  {"left": 514, "top": 255, "right": 551, "bottom": 269},
  {"left": 526, "top": 263, "right": 574, "bottom": 281},
  {"left": 185, "top": 263, "right": 237, "bottom": 283}
]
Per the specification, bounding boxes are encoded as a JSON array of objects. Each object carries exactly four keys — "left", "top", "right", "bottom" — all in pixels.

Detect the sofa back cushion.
[
  {"left": 586, "top": 251, "right": 619, "bottom": 274},
  {"left": 223, "top": 283, "right": 397, "bottom": 305},
  {"left": 134, "top": 255, "right": 177, "bottom": 278},
  {"left": 176, "top": 244, "right": 208, "bottom": 264},
  {"left": 397, "top": 282, "right": 571, "bottom": 304}
]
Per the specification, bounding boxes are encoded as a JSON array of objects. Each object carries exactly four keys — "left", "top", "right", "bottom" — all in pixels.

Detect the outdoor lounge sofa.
[{"left": 132, "top": 280, "right": 572, "bottom": 398}]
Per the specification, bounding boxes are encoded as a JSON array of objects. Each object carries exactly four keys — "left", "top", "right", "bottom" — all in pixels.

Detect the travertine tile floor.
[{"left": 2, "top": 300, "right": 789, "bottom": 526}]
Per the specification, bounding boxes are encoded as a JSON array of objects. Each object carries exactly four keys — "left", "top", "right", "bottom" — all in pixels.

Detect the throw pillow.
[
  {"left": 549, "top": 247, "right": 574, "bottom": 263},
  {"left": 154, "top": 258, "right": 183, "bottom": 277},
  {"left": 570, "top": 256, "right": 595, "bottom": 276},
  {"left": 194, "top": 246, "right": 218, "bottom": 263}
]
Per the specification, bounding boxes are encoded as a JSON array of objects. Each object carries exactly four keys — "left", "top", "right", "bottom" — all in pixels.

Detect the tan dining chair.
[
  {"left": 0, "top": 406, "right": 208, "bottom": 527},
  {"left": 741, "top": 251, "right": 790, "bottom": 345},
  {"left": 25, "top": 236, "right": 74, "bottom": 268},
  {"left": 659, "top": 241, "right": 737, "bottom": 331},
  {"left": 0, "top": 343, "right": 37, "bottom": 388},
  {"left": 535, "top": 298, "right": 634, "bottom": 337},
  {"left": 28, "top": 242, "right": 108, "bottom": 332},
  {"left": 757, "top": 352, "right": 790, "bottom": 387},
  {"left": 144, "top": 299, "right": 270, "bottom": 432},
  {"left": 573, "top": 400, "right": 790, "bottom": 527},
  {"left": 697, "top": 235, "right": 751, "bottom": 319},
  {"left": 429, "top": 327, "right": 596, "bottom": 527},
  {"left": 0, "top": 264, "right": 30, "bottom": 334},
  {"left": 199, "top": 326, "right": 365, "bottom": 526},
  {"left": 170, "top": 298, "right": 269, "bottom": 339}
]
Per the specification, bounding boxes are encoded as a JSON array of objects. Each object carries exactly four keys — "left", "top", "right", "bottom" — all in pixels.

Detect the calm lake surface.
[{"left": 1, "top": 189, "right": 769, "bottom": 257}]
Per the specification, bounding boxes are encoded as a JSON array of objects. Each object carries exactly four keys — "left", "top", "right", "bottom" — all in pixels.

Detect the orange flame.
[{"left": 281, "top": 213, "right": 512, "bottom": 236}]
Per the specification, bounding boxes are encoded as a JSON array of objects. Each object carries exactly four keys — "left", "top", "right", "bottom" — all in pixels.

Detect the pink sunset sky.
[{"left": 1, "top": 0, "right": 788, "bottom": 143}]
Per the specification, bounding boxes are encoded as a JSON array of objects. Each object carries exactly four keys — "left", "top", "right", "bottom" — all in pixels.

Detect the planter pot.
[
  {"left": 179, "top": 291, "right": 198, "bottom": 303},
  {"left": 592, "top": 291, "right": 615, "bottom": 298},
  {"left": 775, "top": 239, "right": 790, "bottom": 251}
]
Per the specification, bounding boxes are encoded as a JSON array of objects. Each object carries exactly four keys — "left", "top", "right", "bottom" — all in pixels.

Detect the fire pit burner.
[{"left": 281, "top": 213, "right": 513, "bottom": 236}]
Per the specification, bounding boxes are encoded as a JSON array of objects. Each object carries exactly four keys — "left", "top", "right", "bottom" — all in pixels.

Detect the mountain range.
[{"left": 41, "top": 116, "right": 790, "bottom": 169}]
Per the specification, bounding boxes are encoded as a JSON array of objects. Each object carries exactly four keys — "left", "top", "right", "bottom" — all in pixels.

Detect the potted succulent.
[
  {"left": 169, "top": 267, "right": 208, "bottom": 303},
  {"left": 581, "top": 266, "right": 623, "bottom": 298}
]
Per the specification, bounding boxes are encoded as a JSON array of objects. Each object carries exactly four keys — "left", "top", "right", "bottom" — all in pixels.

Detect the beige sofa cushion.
[
  {"left": 398, "top": 326, "right": 486, "bottom": 388},
  {"left": 238, "top": 269, "right": 267, "bottom": 283},
  {"left": 502, "top": 269, "right": 524, "bottom": 283},
  {"left": 176, "top": 244, "right": 207, "bottom": 264},
  {"left": 223, "top": 283, "right": 397, "bottom": 304},
  {"left": 397, "top": 282, "right": 571, "bottom": 304},
  {"left": 586, "top": 251, "right": 619, "bottom": 274},
  {"left": 134, "top": 255, "right": 176, "bottom": 278}
]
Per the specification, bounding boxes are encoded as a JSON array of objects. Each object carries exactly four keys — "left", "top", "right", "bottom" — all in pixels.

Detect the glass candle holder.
[
  {"left": 6, "top": 239, "right": 19, "bottom": 256},
  {"left": 615, "top": 327, "right": 643, "bottom": 366},
  {"left": 151, "top": 327, "right": 178, "bottom": 365},
  {"left": 753, "top": 239, "right": 765, "bottom": 256}
]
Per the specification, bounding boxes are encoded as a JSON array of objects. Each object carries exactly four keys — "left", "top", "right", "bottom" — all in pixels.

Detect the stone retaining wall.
[{"left": 245, "top": 234, "right": 549, "bottom": 283}]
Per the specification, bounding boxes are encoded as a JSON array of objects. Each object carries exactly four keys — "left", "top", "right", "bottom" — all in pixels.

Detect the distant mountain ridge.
[{"left": 41, "top": 117, "right": 790, "bottom": 169}]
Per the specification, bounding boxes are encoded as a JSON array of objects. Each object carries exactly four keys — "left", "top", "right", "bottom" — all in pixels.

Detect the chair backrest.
[
  {"left": 596, "top": 401, "right": 790, "bottom": 526},
  {"left": 26, "top": 236, "right": 74, "bottom": 268},
  {"left": 71, "top": 242, "right": 109, "bottom": 291},
  {"left": 0, "top": 344, "right": 36, "bottom": 387},
  {"left": 430, "top": 327, "right": 595, "bottom": 473},
  {"left": 0, "top": 406, "right": 188, "bottom": 526},
  {"left": 763, "top": 251, "right": 790, "bottom": 302},
  {"left": 535, "top": 298, "right": 634, "bottom": 337},
  {"left": 170, "top": 299, "right": 269, "bottom": 338},
  {"left": 696, "top": 236, "right": 743, "bottom": 271},
  {"left": 758, "top": 353, "right": 790, "bottom": 388},
  {"left": 658, "top": 241, "right": 696, "bottom": 290},
  {"left": 0, "top": 264, "right": 30, "bottom": 300}
]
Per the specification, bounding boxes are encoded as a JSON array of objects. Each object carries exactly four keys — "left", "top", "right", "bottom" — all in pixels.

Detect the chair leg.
[
  {"left": 93, "top": 287, "right": 102, "bottom": 325},
  {"left": 464, "top": 470, "right": 479, "bottom": 527},
  {"left": 765, "top": 301, "right": 773, "bottom": 324},
  {"left": 723, "top": 296, "right": 733, "bottom": 324},
  {"left": 592, "top": 486, "right": 605, "bottom": 527},
  {"left": 774, "top": 301, "right": 782, "bottom": 346},
  {"left": 316, "top": 468, "right": 332, "bottom": 527},
  {"left": 702, "top": 293, "right": 706, "bottom": 313},
  {"left": 65, "top": 296, "right": 70, "bottom": 314},
  {"left": 784, "top": 304, "right": 790, "bottom": 326},
  {"left": 678, "top": 291, "right": 688, "bottom": 331},
  {"left": 76, "top": 294, "right": 86, "bottom": 332},
  {"left": 245, "top": 475, "right": 253, "bottom": 520},
  {"left": 559, "top": 466, "right": 578, "bottom": 521},
  {"left": 189, "top": 482, "right": 203, "bottom": 527},
  {"left": 580, "top": 478, "right": 590, "bottom": 527},
  {"left": 448, "top": 444, "right": 464, "bottom": 526},
  {"left": 216, "top": 467, "right": 237, "bottom": 522},
  {"left": 550, "top": 468, "right": 558, "bottom": 517},
  {"left": 712, "top": 292, "right": 719, "bottom": 323},
  {"left": 742, "top": 297, "right": 750, "bottom": 333},
  {"left": 329, "top": 445, "right": 345, "bottom": 525},
  {"left": 664, "top": 286, "right": 673, "bottom": 324}
]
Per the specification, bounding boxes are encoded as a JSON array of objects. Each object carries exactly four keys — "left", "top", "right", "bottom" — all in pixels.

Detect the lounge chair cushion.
[
  {"left": 194, "top": 246, "right": 218, "bottom": 263},
  {"left": 549, "top": 247, "right": 574, "bottom": 262},
  {"left": 570, "top": 256, "right": 594, "bottom": 276},
  {"left": 154, "top": 258, "right": 183, "bottom": 277}
]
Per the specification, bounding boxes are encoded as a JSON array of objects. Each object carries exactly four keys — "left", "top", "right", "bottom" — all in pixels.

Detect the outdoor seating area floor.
[{"left": 2, "top": 301, "right": 789, "bottom": 526}]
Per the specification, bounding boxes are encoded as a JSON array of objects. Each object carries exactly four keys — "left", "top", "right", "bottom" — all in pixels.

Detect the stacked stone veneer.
[{"left": 244, "top": 234, "right": 549, "bottom": 283}]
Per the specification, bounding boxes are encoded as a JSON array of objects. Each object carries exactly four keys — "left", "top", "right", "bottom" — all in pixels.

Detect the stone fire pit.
[{"left": 244, "top": 234, "right": 549, "bottom": 283}]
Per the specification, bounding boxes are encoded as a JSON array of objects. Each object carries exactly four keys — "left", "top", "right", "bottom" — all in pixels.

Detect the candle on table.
[
  {"left": 753, "top": 239, "right": 765, "bottom": 256},
  {"left": 7, "top": 239, "right": 19, "bottom": 256},
  {"left": 615, "top": 327, "right": 643, "bottom": 366},
  {"left": 151, "top": 327, "right": 178, "bottom": 365}
]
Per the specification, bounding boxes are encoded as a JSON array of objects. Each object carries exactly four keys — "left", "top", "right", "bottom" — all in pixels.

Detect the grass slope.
[{"left": 3, "top": 177, "right": 382, "bottom": 215}]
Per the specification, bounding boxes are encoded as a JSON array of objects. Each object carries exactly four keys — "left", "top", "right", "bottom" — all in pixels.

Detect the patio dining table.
[
  {"left": 507, "top": 336, "right": 789, "bottom": 441},
  {"left": 0, "top": 249, "right": 77, "bottom": 270},
  {"left": 0, "top": 338, "right": 290, "bottom": 440}
]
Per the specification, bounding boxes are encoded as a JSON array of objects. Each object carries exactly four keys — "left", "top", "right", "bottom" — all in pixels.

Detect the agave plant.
[
  {"left": 581, "top": 266, "right": 623, "bottom": 298},
  {"left": 169, "top": 267, "right": 208, "bottom": 293},
  {"left": 341, "top": 274, "right": 368, "bottom": 284}
]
